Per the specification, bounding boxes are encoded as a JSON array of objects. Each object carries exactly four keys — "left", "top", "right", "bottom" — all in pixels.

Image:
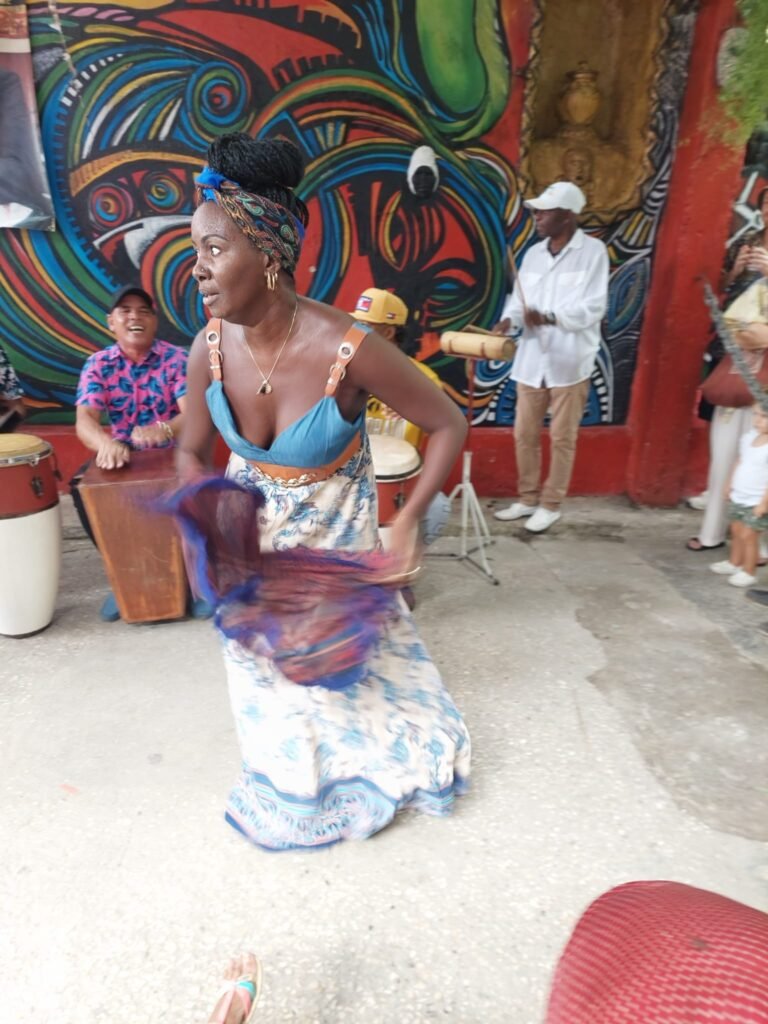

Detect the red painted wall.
[
  {"left": 626, "top": 0, "right": 742, "bottom": 504},
  {"left": 36, "top": 418, "right": 709, "bottom": 500}
]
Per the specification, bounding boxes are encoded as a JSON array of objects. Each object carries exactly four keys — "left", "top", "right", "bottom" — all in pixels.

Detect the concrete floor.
[{"left": 1, "top": 495, "right": 767, "bottom": 1023}]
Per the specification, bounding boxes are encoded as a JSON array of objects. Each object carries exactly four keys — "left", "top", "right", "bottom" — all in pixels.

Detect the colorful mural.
[{"left": 0, "top": 0, "right": 697, "bottom": 426}]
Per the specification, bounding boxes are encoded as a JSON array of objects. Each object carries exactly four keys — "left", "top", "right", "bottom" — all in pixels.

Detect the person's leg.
[
  {"left": 741, "top": 526, "right": 760, "bottom": 576},
  {"left": 697, "top": 407, "right": 752, "bottom": 547},
  {"left": 207, "top": 953, "right": 262, "bottom": 1024},
  {"left": 513, "top": 382, "right": 550, "bottom": 507},
  {"left": 710, "top": 517, "right": 745, "bottom": 574},
  {"left": 540, "top": 378, "right": 591, "bottom": 511},
  {"left": 729, "top": 521, "right": 745, "bottom": 568},
  {"left": 727, "top": 519, "right": 759, "bottom": 586}
]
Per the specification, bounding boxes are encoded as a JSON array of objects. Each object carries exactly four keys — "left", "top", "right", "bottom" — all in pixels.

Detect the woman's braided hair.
[{"left": 206, "top": 133, "right": 309, "bottom": 230}]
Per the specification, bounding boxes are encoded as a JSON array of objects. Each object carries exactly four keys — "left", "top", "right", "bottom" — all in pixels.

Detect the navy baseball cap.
[{"left": 109, "top": 285, "right": 155, "bottom": 311}]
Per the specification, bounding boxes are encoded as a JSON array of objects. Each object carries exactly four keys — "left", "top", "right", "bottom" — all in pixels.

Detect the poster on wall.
[{"left": 0, "top": 0, "right": 54, "bottom": 230}]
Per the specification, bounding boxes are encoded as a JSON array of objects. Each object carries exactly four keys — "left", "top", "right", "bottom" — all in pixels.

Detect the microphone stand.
[{"left": 430, "top": 355, "right": 500, "bottom": 585}]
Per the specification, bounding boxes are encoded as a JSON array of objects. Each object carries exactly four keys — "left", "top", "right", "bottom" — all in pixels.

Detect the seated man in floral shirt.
[{"left": 71, "top": 285, "right": 188, "bottom": 619}]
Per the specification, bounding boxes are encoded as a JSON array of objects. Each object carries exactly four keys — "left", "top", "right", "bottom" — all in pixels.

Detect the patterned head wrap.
[{"left": 195, "top": 167, "right": 305, "bottom": 275}]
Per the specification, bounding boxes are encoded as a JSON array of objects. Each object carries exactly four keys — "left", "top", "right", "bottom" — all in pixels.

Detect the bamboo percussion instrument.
[{"left": 440, "top": 330, "right": 516, "bottom": 360}]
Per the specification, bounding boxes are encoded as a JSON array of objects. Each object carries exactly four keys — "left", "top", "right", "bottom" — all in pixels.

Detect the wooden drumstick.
[
  {"left": 464, "top": 324, "right": 497, "bottom": 336},
  {"left": 507, "top": 245, "right": 529, "bottom": 316}
]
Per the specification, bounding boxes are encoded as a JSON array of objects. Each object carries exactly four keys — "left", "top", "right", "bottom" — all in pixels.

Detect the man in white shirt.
[{"left": 493, "top": 181, "right": 609, "bottom": 532}]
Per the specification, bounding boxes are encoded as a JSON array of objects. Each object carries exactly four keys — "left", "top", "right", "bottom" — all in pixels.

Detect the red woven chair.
[{"left": 545, "top": 881, "right": 768, "bottom": 1023}]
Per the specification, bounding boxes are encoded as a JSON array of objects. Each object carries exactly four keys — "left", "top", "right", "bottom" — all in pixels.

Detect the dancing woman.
[{"left": 177, "top": 133, "right": 471, "bottom": 851}]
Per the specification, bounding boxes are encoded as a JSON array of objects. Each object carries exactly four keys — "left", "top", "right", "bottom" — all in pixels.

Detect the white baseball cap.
[{"left": 525, "top": 181, "right": 586, "bottom": 214}]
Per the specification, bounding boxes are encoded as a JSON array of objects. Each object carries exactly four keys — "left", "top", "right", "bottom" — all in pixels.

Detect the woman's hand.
[
  {"left": 754, "top": 501, "right": 768, "bottom": 519},
  {"left": 95, "top": 437, "right": 130, "bottom": 469},
  {"left": 383, "top": 508, "right": 422, "bottom": 582},
  {"left": 176, "top": 448, "right": 211, "bottom": 483}
]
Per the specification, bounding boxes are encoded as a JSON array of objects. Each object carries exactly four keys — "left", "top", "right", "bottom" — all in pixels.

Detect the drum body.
[
  {"left": 0, "top": 434, "right": 61, "bottom": 637},
  {"left": 369, "top": 434, "right": 422, "bottom": 550},
  {"left": 79, "top": 449, "right": 187, "bottom": 624}
]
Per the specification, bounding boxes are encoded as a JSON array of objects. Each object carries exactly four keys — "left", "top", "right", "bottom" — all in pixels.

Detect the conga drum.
[
  {"left": 0, "top": 434, "right": 61, "bottom": 637},
  {"left": 368, "top": 434, "right": 422, "bottom": 550},
  {"left": 78, "top": 448, "right": 187, "bottom": 624}
]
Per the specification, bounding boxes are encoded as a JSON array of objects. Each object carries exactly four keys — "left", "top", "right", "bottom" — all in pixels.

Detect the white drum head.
[
  {"left": 368, "top": 434, "right": 422, "bottom": 479},
  {"left": 0, "top": 433, "right": 52, "bottom": 467}
]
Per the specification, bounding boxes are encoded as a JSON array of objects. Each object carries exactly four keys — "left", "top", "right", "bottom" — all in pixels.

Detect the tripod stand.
[{"left": 430, "top": 356, "right": 499, "bottom": 584}]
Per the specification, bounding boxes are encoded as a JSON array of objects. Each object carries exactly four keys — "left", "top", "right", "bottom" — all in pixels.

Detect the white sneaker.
[
  {"left": 709, "top": 560, "right": 740, "bottom": 575},
  {"left": 493, "top": 502, "right": 537, "bottom": 522},
  {"left": 728, "top": 570, "right": 758, "bottom": 587},
  {"left": 686, "top": 491, "right": 708, "bottom": 511},
  {"left": 525, "top": 507, "right": 562, "bottom": 533}
]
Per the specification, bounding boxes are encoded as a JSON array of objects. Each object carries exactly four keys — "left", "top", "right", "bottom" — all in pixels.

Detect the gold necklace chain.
[{"left": 240, "top": 301, "right": 299, "bottom": 395}]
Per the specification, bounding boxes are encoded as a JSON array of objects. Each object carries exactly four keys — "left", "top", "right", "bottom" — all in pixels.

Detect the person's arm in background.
[
  {"left": 723, "top": 436, "right": 745, "bottom": 501},
  {"left": 76, "top": 406, "right": 130, "bottom": 469},
  {"left": 721, "top": 243, "right": 750, "bottom": 293},
  {"left": 754, "top": 471, "right": 768, "bottom": 518},
  {"left": 348, "top": 330, "right": 467, "bottom": 564},
  {"left": 130, "top": 397, "right": 188, "bottom": 449},
  {"left": 731, "top": 250, "right": 768, "bottom": 351},
  {"left": 175, "top": 331, "right": 218, "bottom": 480},
  {"left": 130, "top": 349, "right": 189, "bottom": 448},
  {"left": 0, "top": 343, "right": 27, "bottom": 419},
  {"left": 74, "top": 355, "right": 129, "bottom": 469}
]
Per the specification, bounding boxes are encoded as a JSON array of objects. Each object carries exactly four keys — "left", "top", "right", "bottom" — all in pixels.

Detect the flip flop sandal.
[
  {"left": 210, "top": 960, "right": 263, "bottom": 1024},
  {"left": 686, "top": 538, "right": 725, "bottom": 552}
]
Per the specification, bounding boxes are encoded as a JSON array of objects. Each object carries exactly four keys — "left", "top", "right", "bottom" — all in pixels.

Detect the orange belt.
[{"left": 245, "top": 434, "right": 361, "bottom": 487}]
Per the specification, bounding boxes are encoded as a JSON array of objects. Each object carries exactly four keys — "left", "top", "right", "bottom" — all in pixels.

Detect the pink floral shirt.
[{"left": 76, "top": 339, "right": 187, "bottom": 445}]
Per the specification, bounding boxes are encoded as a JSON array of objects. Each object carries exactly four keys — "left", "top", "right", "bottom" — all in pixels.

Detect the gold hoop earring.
[{"left": 266, "top": 269, "right": 278, "bottom": 291}]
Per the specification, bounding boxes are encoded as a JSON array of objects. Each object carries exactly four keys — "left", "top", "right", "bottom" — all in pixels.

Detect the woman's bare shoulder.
[
  {"left": 300, "top": 296, "right": 355, "bottom": 329},
  {"left": 297, "top": 297, "right": 362, "bottom": 351}
]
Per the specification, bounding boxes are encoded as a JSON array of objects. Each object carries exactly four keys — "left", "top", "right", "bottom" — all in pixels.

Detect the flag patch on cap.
[{"left": 355, "top": 295, "right": 373, "bottom": 312}]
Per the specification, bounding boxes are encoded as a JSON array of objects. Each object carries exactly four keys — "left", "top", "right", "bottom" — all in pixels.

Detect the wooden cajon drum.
[{"left": 79, "top": 448, "right": 187, "bottom": 623}]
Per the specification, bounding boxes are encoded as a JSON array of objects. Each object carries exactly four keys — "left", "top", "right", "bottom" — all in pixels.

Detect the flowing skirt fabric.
[{"left": 220, "top": 444, "right": 471, "bottom": 850}]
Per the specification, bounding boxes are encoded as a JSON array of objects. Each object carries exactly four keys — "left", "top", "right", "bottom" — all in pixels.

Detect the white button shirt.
[{"left": 500, "top": 229, "right": 609, "bottom": 388}]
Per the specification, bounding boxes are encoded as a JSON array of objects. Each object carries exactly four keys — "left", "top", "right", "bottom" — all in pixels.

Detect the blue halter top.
[{"left": 205, "top": 322, "right": 371, "bottom": 468}]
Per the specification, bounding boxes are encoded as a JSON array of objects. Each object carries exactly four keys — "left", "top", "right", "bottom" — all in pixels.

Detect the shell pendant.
[{"left": 258, "top": 380, "right": 273, "bottom": 395}]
